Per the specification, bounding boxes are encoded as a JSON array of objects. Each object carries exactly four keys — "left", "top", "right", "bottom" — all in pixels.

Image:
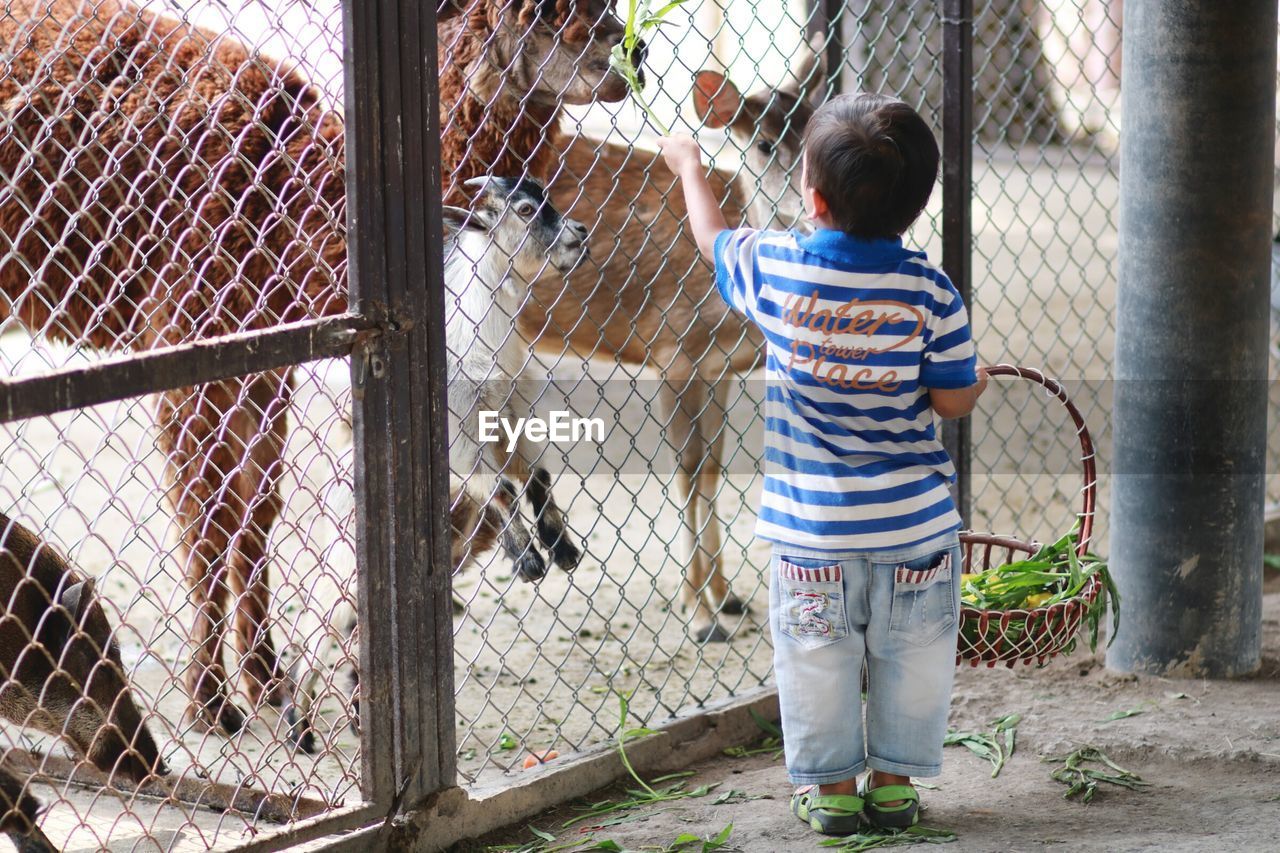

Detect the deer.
[
  {"left": 440, "top": 10, "right": 824, "bottom": 640},
  {"left": 0, "top": 0, "right": 639, "bottom": 737},
  {"left": 0, "top": 512, "right": 169, "bottom": 852}
]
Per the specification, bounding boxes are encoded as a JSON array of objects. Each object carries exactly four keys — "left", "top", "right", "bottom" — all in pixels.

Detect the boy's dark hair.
[{"left": 802, "top": 93, "right": 939, "bottom": 239}]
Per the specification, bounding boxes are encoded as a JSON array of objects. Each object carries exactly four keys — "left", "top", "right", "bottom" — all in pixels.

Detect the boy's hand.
[
  {"left": 656, "top": 134, "right": 703, "bottom": 177},
  {"left": 928, "top": 366, "right": 989, "bottom": 419},
  {"left": 655, "top": 133, "right": 728, "bottom": 261},
  {"left": 974, "top": 365, "right": 990, "bottom": 398}
]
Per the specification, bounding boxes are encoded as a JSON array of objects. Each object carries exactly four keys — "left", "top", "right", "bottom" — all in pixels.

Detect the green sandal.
[
  {"left": 790, "top": 786, "right": 865, "bottom": 836},
  {"left": 858, "top": 778, "right": 920, "bottom": 829}
]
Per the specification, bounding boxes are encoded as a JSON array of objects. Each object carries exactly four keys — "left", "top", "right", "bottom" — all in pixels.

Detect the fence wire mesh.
[
  {"left": 0, "top": 0, "right": 1273, "bottom": 848},
  {"left": 436, "top": 0, "right": 1126, "bottom": 787},
  {"left": 0, "top": 0, "right": 362, "bottom": 848}
]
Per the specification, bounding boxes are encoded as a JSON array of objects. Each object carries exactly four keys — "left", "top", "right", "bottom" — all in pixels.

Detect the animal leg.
[
  {"left": 658, "top": 377, "right": 726, "bottom": 643},
  {"left": 0, "top": 766, "right": 55, "bottom": 853},
  {"left": 449, "top": 483, "right": 500, "bottom": 573},
  {"left": 156, "top": 380, "right": 259, "bottom": 734},
  {"left": 699, "top": 379, "right": 744, "bottom": 615},
  {"left": 493, "top": 478, "right": 546, "bottom": 582},
  {"left": 285, "top": 599, "right": 356, "bottom": 755},
  {"left": 521, "top": 446, "right": 580, "bottom": 570},
  {"left": 226, "top": 372, "right": 292, "bottom": 708}
]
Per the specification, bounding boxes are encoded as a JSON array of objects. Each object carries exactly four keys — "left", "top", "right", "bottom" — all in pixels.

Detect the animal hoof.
[
  {"left": 694, "top": 622, "right": 730, "bottom": 643},
  {"left": 551, "top": 536, "right": 581, "bottom": 571},
  {"left": 516, "top": 549, "right": 547, "bottom": 582},
  {"left": 719, "top": 594, "right": 748, "bottom": 616},
  {"left": 188, "top": 693, "right": 247, "bottom": 736},
  {"left": 285, "top": 705, "right": 317, "bottom": 755},
  {"left": 243, "top": 654, "right": 290, "bottom": 707}
]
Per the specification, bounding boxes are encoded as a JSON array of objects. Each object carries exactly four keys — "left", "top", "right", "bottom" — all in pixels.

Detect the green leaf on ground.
[
  {"left": 1042, "top": 746, "right": 1153, "bottom": 803},
  {"left": 484, "top": 824, "right": 594, "bottom": 853},
  {"left": 723, "top": 736, "right": 782, "bottom": 759},
  {"left": 562, "top": 694, "right": 731, "bottom": 828},
  {"left": 748, "top": 708, "right": 785, "bottom": 740},
  {"left": 1098, "top": 708, "right": 1145, "bottom": 723},
  {"left": 944, "top": 713, "right": 1020, "bottom": 778},
  {"left": 818, "top": 824, "right": 957, "bottom": 850},
  {"left": 711, "top": 789, "right": 770, "bottom": 805}
]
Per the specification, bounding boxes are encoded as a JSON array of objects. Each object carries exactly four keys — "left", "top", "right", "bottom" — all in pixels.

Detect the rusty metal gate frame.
[{"left": 0, "top": 0, "right": 454, "bottom": 848}]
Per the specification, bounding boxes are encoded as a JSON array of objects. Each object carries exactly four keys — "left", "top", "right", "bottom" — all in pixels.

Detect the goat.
[
  {"left": 284, "top": 176, "right": 588, "bottom": 752},
  {"left": 0, "top": 0, "right": 633, "bottom": 735},
  {"left": 0, "top": 512, "right": 168, "bottom": 852},
  {"left": 441, "top": 24, "right": 824, "bottom": 640},
  {"left": 444, "top": 176, "right": 590, "bottom": 580}
]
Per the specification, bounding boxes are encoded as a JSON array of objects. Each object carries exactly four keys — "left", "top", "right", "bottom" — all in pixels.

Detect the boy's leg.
[
  {"left": 863, "top": 544, "right": 962, "bottom": 781},
  {"left": 770, "top": 551, "right": 869, "bottom": 788}
]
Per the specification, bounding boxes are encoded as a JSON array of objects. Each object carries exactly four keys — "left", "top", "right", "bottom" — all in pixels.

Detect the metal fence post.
[
  {"left": 344, "top": 0, "right": 454, "bottom": 806},
  {"left": 1109, "top": 0, "right": 1274, "bottom": 677},
  {"left": 941, "top": 0, "right": 973, "bottom": 525},
  {"left": 807, "top": 0, "right": 847, "bottom": 96}
]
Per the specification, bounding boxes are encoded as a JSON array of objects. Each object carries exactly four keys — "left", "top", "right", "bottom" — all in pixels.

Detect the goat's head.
[
  {"left": 444, "top": 176, "right": 590, "bottom": 282},
  {"left": 691, "top": 39, "right": 828, "bottom": 230},
  {"left": 441, "top": 0, "right": 640, "bottom": 107}
]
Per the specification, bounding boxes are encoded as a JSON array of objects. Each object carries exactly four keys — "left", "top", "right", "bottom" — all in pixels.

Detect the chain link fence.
[
  {"left": 0, "top": 0, "right": 410, "bottom": 848},
  {"left": 438, "top": 0, "right": 1126, "bottom": 788},
  {"left": 2, "top": 0, "right": 1268, "bottom": 848}
]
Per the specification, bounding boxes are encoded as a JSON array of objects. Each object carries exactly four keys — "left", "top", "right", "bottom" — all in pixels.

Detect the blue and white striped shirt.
[{"left": 714, "top": 227, "right": 978, "bottom": 552}]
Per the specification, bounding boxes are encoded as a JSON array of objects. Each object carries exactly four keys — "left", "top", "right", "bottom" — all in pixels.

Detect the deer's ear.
[
  {"left": 692, "top": 71, "right": 743, "bottom": 129},
  {"left": 786, "top": 33, "right": 829, "bottom": 102}
]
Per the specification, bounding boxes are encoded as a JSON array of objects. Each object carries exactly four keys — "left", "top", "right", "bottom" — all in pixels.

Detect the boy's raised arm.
[{"left": 656, "top": 134, "right": 729, "bottom": 262}]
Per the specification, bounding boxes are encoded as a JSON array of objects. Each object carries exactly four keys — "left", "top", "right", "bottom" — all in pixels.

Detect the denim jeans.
[{"left": 769, "top": 537, "right": 962, "bottom": 786}]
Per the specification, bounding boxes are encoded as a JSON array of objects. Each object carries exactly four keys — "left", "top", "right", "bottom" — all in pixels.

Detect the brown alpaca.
[
  {"left": 440, "top": 8, "right": 821, "bottom": 640},
  {"left": 0, "top": 0, "right": 632, "bottom": 734}
]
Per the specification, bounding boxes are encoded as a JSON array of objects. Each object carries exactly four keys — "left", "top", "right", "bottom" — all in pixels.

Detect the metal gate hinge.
[{"left": 352, "top": 329, "right": 388, "bottom": 398}]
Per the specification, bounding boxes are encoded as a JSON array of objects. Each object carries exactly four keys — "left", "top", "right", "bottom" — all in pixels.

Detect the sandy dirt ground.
[{"left": 464, "top": 578, "right": 1280, "bottom": 853}]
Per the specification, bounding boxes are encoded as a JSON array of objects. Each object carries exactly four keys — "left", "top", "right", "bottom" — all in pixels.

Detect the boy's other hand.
[
  {"left": 656, "top": 134, "right": 703, "bottom": 177},
  {"left": 974, "top": 365, "right": 990, "bottom": 398},
  {"left": 928, "top": 367, "right": 989, "bottom": 420}
]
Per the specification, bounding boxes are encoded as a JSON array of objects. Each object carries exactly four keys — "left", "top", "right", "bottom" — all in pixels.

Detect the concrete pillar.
[{"left": 1109, "top": 1, "right": 1275, "bottom": 676}]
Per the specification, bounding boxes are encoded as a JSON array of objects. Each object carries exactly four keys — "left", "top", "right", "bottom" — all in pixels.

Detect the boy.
[{"left": 656, "top": 93, "right": 986, "bottom": 835}]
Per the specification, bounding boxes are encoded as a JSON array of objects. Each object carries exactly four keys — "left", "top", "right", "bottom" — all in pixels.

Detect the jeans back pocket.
[
  {"left": 881, "top": 549, "right": 957, "bottom": 647},
  {"left": 777, "top": 557, "right": 848, "bottom": 650}
]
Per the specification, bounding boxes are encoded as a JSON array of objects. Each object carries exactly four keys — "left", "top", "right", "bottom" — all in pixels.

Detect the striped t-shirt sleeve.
[
  {"left": 713, "top": 228, "right": 764, "bottom": 316},
  {"left": 920, "top": 279, "right": 979, "bottom": 389}
]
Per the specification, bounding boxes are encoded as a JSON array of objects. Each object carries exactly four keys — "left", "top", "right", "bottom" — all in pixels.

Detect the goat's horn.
[{"left": 463, "top": 176, "right": 495, "bottom": 191}]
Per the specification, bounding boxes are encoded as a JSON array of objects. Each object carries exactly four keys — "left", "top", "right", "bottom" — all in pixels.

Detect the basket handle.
[{"left": 979, "top": 364, "right": 1096, "bottom": 557}]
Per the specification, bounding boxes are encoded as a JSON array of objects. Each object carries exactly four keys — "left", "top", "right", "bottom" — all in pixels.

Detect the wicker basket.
[{"left": 956, "top": 365, "right": 1100, "bottom": 667}]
